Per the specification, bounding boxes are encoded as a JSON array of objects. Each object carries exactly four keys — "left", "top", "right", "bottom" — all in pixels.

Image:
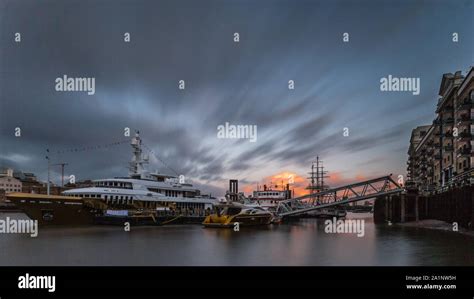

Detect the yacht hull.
[{"left": 6, "top": 193, "right": 105, "bottom": 226}]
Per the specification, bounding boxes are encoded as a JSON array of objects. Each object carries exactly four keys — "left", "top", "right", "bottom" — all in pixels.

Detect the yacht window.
[{"left": 227, "top": 208, "right": 241, "bottom": 216}]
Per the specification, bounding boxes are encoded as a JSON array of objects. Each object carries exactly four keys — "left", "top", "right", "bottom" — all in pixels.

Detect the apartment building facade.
[{"left": 407, "top": 67, "right": 473, "bottom": 193}]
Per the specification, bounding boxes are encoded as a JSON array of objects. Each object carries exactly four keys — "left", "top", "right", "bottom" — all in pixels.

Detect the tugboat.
[{"left": 202, "top": 202, "right": 273, "bottom": 228}]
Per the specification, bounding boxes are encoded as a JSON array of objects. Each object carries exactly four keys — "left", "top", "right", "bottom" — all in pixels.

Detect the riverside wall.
[{"left": 374, "top": 185, "right": 474, "bottom": 229}]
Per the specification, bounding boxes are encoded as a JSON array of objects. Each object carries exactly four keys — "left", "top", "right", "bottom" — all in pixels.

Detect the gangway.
[{"left": 276, "top": 175, "right": 403, "bottom": 217}]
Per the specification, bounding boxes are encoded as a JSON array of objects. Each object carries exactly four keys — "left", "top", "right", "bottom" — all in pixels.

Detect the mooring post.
[
  {"left": 388, "top": 195, "right": 392, "bottom": 222},
  {"left": 400, "top": 194, "right": 405, "bottom": 223},
  {"left": 425, "top": 196, "right": 429, "bottom": 219},
  {"left": 415, "top": 195, "right": 419, "bottom": 222}
]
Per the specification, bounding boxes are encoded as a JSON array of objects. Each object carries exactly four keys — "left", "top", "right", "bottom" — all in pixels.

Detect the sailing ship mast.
[{"left": 306, "top": 156, "right": 329, "bottom": 194}]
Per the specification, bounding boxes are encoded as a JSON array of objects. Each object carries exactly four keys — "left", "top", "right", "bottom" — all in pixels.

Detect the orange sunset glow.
[{"left": 241, "top": 170, "right": 373, "bottom": 197}]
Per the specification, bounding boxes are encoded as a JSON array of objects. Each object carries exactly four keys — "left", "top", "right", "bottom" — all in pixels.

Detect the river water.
[{"left": 0, "top": 212, "right": 473, "bottom": 266}]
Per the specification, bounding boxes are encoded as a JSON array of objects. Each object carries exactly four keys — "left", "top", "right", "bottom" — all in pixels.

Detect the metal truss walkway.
[{"left": 276, "top": 175, "right": 403, "bottom": 217}]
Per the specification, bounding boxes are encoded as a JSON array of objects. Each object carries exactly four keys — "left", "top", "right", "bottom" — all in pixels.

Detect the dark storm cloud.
[{"left": 1, "top": 0, "right": 473, "bottom": 196}]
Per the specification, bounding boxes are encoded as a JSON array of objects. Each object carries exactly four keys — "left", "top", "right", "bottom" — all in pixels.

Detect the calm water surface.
[{"left": 1, "top": 212, "right": 473, "bottom": 266}]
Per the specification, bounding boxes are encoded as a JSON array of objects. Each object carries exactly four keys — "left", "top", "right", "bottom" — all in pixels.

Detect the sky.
[{"left": 0, "top": 0, "right": 473, "bottom": 197}]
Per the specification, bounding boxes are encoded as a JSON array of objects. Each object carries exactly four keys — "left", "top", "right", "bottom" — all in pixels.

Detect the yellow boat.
[{"left": 203, "top": 203, "right": 273, "bottom": 228}]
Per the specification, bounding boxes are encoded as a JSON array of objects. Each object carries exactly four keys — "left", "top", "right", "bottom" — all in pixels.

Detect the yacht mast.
[{"left": 129, "top": 131, "right": 149, "bottom": 178}]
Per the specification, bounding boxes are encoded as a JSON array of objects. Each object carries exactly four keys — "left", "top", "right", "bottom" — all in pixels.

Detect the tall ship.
[
  {"left": 304, "top": 156, "right": 346, "bottom": 218},
  {"left": 8, "top": 132, "right": 219, "bottom": 225}
]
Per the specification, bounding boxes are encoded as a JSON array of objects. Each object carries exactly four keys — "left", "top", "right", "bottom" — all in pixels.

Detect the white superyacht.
[{"left": 63, "top": 132, "right": 219, "bottom": 214}]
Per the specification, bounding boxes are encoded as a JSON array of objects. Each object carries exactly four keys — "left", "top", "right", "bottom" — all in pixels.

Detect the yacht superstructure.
[{"left": 62, "top": 132, "right": 218, "bottom": 213}]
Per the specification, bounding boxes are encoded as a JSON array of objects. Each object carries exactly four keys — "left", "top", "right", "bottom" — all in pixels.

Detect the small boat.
[{"left": 202, "top": 203, "right": 273, "bottom": 228}]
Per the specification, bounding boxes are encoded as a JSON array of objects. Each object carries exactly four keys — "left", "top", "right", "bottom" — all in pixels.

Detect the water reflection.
[{"left": 0, "top": 212, "right": 473, "bottom": 266}]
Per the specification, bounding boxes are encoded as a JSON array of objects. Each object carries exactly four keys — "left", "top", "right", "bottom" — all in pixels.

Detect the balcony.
[
  {"left": 456, "top": 99, "right": 473, "bottom": 111},
  {"left": 456, "top": 131, "right": 472, "bottom": 141},
  {"left": 444, "top": 106, "right": 454, "bottom": 112},
  {"left": 444, "top": 145, "right": 454, "bottom": 152},
  {"left": 443, "top": 118, "right": 454, "bottom": 124},
  {"left": 457, "top": 147, "right": 471, "bottom": 156},
  {"left": 443, "top": 131, "right": 454, "bottom": 138}
]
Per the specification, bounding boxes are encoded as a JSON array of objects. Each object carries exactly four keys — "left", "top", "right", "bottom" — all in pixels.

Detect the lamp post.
[{"left": 46, "top": 149, "right": 50, "bottom": 196}]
